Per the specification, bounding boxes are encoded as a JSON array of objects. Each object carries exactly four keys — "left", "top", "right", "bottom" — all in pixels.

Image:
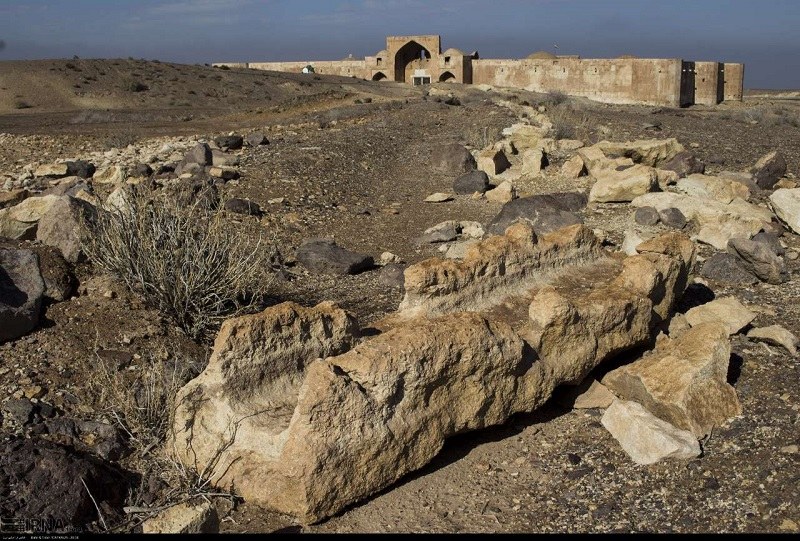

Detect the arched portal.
[
  {"left": 394, "top": 40, "right": 432, "bottom": 84},
  {"left": 439, "top": 71, "right": 456, "bottom": 82},
  {"left": 372, "top": 72, "right": 387, "bottom": 81}
]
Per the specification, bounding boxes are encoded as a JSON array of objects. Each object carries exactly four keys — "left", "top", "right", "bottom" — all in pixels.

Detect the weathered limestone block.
[
  {"left": 476, "top": 148, "right": 511, "bottom": 176},
  {"left": 589, "top": 164, "right": 658, "bottom": 203},
  {"left": 526, "top": 233, "right": 693, "bottom": 384},
  {"left": 560, "top": 154, "right": 586, "bottom": 178},
  {"left": 603, "top": 322, "right": 741, "bottom": 437},
  {"left": 601, "top": 399, "right": 701, "bottom": 465},
  {"left": 676, "top": 174, "right": 750, "bottom": 203},
  {"left": 398, "top": 222, "right": 605, "bottom": 319},
  {"left": 170, "top": 226, "right": 695, "bottom": 524},
  {"left": 519, "top": 148, "right": 546, "bottom": 177},
  {"left": 632, "top": 192, "right": 772, "bottom": 249},
  {"left": 684, "top": 296, "right": 755, "bottom": 336},
  {"left": 577, "top": 145, "right": 635, "bottom": 176},
  {"left": 93, "top": 165, "right": 127, "bottom": 185},
  {"left": 142, "top": 501, "right": 219, "bottom": 534},
  {"left": 485, "top": 180, "right": 517, "bottom": 203},
  {"left": 769, "top": 188, "right": 800, "bottom": 234},
  {"left": 172, "top": 311, "right": 530, "bottom": 523},
  {"left": 596, "top": 138, "right": 684, "bottom": 167},
  {"left": 0, "top": 195, "right": 61, "bottom": 240},
  {"left": 36, "top": 196, "right": 95, "bottom": 263}
]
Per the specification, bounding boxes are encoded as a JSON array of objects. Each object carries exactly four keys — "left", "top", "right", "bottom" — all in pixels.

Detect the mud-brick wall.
[
  {"left": 723, "top": 63, "right": 744, "bottom": 101},
  {"left": 246, "top": 60, "right": 369, "bottom": 79},
  {"left": 694, "top": 61, "right": 722, "bottom": 105},
  {"left": 472, "top": 58, "right": 682, "bottom": 107}
]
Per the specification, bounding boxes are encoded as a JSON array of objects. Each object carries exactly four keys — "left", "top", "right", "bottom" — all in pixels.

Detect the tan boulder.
[
  {"left": 603, "top": 322, "right": 740, "bottom": 437},
  {"left": 676, "top": 174, "right": 750, "bottom": 203},
  {"left": 485, "top": 180, "right": 517, "bottom": 203},
  {"left": 142, "top": 501, "right": 219, "bottom": 534},
  {"left": 560, "top": 155, "right": 586, "bottom": 178},
  {"left": 34, "top": 163, "right": 69, "bottom": 178},
  {"left": 589, "top": 164, "right": 658, "bottom": 203},
  {"left": 519, "top": 148, "right": 546, "bottom": 177},
  {"left": 93, "top": 165, "right": 126, "bottom": 185},
  {"left": 399, "top": 223, "right": 605, "bottom": 319},
  {"left": 746, "top": 325, "right": 798, "bottom": 355},
  {"left": 0, "top": 195, "right": 61, "bottom": 239},
  {"left": 0, "top": 189, "right": 29, "bottom": 210},
  {"left": 596, "top": 138, "right": 685, "bottom": 167},
  {"left": 601, "top": 399, "right": 701, "bottom": 465},
  {"left": 684, "top": 296, "right": 755, "bottom": 336},
  {"left": 477, "top": 148, "right": 511, "bottom": 176},
  {"left": 573, "top": 380, "right": 616, "bottom": 409}
]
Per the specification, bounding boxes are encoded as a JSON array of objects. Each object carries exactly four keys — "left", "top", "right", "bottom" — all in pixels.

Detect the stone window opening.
[
  {"left": 444, "top": 56, "right": 451, "bottom": 66},
  {"left": 377, "top": 57, "right": 383, "bottom": 66}
]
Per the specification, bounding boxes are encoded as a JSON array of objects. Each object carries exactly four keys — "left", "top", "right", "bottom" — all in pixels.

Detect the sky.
[{"left": 0, "top": 0, "right": 798, "bottom": 89}]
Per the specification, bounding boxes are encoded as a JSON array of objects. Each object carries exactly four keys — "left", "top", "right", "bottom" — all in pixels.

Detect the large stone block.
[{"left": 604, "top": 322, "right": 740, "bottom": 437}]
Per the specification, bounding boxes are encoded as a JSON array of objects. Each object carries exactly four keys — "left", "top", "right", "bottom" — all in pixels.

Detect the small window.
[
  {"left": 445, "top": 56, "right": 451, "bottom": 66},
  {"left": 377, "top": 57, "right": 383, "bottom": 65}
]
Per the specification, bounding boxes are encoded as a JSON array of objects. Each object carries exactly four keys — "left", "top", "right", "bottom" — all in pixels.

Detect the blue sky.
[{"left": 0, "top": 0, "right": 798, "bottom": 88}]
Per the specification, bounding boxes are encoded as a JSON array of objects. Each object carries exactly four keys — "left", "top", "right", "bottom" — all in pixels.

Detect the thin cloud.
[{"left": 149, "top": 0, "right": 257, "bottom": 16}]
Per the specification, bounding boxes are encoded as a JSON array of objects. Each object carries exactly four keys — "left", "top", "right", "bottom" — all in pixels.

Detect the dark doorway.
[{"left": 394, "top": 40, "right": 432, "bottom": 83}]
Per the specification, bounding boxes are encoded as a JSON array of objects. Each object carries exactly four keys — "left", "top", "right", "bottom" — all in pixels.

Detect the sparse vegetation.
[
  {"left": 127, "top": 80, "right": 149, "bottom": 92},
  {"left": 82, "top": 185, "right": 277, "bottom": 340}
]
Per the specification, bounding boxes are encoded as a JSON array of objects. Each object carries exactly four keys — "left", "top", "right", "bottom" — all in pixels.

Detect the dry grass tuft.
[{"left": 82, "top": 184, "right": 277, "bottom": 341}]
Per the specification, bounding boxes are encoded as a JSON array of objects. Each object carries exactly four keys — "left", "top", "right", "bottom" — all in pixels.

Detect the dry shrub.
[
  {"left": 82, "top": 185, "right": 276, "bottom": 341},
  {"left": 548, "top": 104, "right": 590, "bottom": 140}
]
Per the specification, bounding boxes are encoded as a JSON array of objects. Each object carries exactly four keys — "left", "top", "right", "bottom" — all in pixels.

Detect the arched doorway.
[
  {"left": 439, "top": 71, "right": 456, "bottom": 82},
  {"left": 372, "top": 72, "right": 387, "bottom": 81},
  {"left": 394, "top": 40, "right": 432, "bottom": 84}
]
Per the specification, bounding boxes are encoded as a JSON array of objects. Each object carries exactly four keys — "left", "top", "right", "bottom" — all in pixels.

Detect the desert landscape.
[{"left": 0, "top": 50, "right": 799, "bottom": 535}]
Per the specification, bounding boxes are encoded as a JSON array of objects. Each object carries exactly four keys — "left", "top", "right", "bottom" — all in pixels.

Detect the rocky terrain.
[{"left": 0, "top": 59, "right": 798, "bottom": 534}]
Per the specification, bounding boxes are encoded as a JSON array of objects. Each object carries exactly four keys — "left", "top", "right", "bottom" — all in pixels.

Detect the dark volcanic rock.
[
  {"left": 65, "top": 160, "right": 96, "bottom": 179},
  {"left": 0, "top": 249, "right": 45, "bottom": 343},
  {"left": 660, "top": 151, "right": 705, "bottom": 178},
  {"left": 488, "top": 192, "right": 586, "bottom": 235},
  {"left": 296, "top": 238, "right": 374, "bottom": 275},
  {"left": 751, "top": 231, "right": 785, "bottom": 257},
  {"left": 453, "top": 171, "right": 490, "bottom": 195},
  {"left": 246, "top": 132, "right": 269, "bottom": 147},
  {"left": 727, "top": 237, "right": 788, "bottom": 284},
  {"left": 0, "top": 437, "right": 132, "bottom": 531},
  {"left": 700, "top": 253, "right": 758, "bottom": 285},
  {"left": 750, "top": 150, "right": 786, "bottom": 190},
  {"left": 431, "top": 143, "right": 476, "bottom": 174},
  {"left": 214, "top": 135, "right": 244, "bottom": 151},
  {"left": 659, "top": 207, "right": 687, "bottom": 230},
  {"left": 379, "top": 263, "right": 407, "bottom": 289},
  {"left": 634, "top": 206, "right": 660, "bottom": 226},
  {"left": 224, "top": 198, "right": 262, "bottom": 216}
]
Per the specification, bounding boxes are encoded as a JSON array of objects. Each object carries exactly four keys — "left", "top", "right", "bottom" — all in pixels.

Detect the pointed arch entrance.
[
  {"left": 394, "top": 40, "right": 432, "bottom": 84},
  {"left": 439, "top": 71, "right": 456, "bottom": 82},
  {"left": 372, "top": 72, "right": 387, "bottom": 81}
]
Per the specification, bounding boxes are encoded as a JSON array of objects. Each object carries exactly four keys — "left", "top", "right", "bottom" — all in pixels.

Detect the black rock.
[
  {"left": 184, "top": 143, "right": 213, "bottom": 166},
  {"left": 214, "top": 135, "right": 244, "bottom": 151},
  {"left": 727, "top": 237, "right": 788, "bottom": 285},
  {"left": 453, "top": 171, "right": 490, "bottom": 195},
  {"left": 634, "top": 206, "right": 660, "bottom": 226},
  {"left": 131, "top": 163, "right": 153, "bottom": 178},
  {"left": 430, "top": 143, "right": 476, "bottom": 174},
  {"left": 488, "top": 192, "right": 587, "bottom": 235},
  {"left": 750, "top": 151, "right": 787, "bottom": 190},
  {"left": 659, "top": 207, "right": 688, "bottom": 230},
  {"left": 0, "top": 437, "right": 132, "bottom": 531},
  {"left": 296, "top": 238, "right": 374, "bottom": 275},
  {"left": 752, "top": 231, "right": 785, "bottom": 256},
  {"left": 379, "top": 263, "right": 407, "bottom": 289},
  {"left": 224, "top": 198, "right": 262, "bottom": 216},
  {"left": 2, "top": 398, "right": 36, "bottom": 425},
  {"left": 245, "top": 132, "right": 269, "bottom": 147},
  {"left": 0, "top": 249, "right": 45, "bottom": 343},
  {"left": 700, "top": 253, "right": 758, "bottom": 285},
  {"left": 65, "top": 160, "right": 96, "bottom": 179},
  {"left": 659, "top": 151, "right": 705, "bottom": 178}
]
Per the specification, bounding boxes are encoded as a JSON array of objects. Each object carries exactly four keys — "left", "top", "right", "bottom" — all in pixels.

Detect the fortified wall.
[{"left": 214, "top": 35, "right": 743, "bottom": 107}]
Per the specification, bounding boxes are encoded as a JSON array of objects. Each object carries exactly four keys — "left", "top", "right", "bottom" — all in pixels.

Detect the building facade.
[{"left": 214, "top": 35, "right": 744, "bottom": 107}]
